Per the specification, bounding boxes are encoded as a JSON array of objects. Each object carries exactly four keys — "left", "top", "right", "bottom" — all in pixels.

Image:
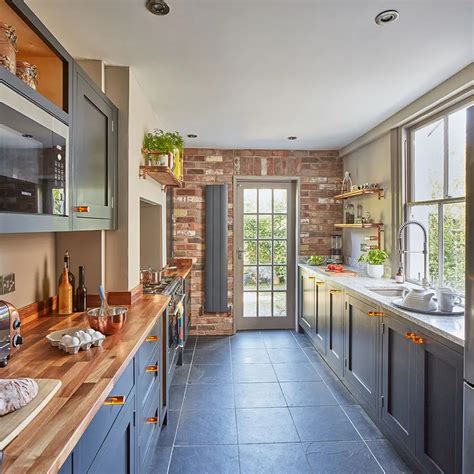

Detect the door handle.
[
  {"left": 237, "top": 248, "right": 246, "bottom": 260},
  {"left": 74, "top": 206, "right": 90, "bottom": 213},
  {"left": 368, "top": 311, "right": 384, "bottom": 317}
]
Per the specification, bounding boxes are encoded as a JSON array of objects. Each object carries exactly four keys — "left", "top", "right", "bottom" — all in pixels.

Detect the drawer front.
[
  {"left": 74, "top": 360, "right": 134, "bottom": 473},
  {"left": 138, "top": 350, "right": 160, "bottom": 411},
  {"left": 137, "top": 319, "right": 162, "bottom": 374},
  {"left": 138, "top": 387, "right": 161, "bottom": 468}
]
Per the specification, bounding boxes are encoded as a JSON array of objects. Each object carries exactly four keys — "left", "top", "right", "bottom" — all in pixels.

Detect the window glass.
[
  {"left": 448, "top": 108, "right": 467, "bottom": 198},
  {"left": 443, "top": 202, "right": 465, "bottom": 292}
]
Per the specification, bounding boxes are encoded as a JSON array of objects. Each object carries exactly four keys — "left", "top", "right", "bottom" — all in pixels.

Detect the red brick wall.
[{"left": 173, "top": 148, "right": 343, "bottom": 335}]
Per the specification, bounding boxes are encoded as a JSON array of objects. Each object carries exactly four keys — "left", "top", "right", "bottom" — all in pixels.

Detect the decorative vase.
[{"left": 367, "top": 263, "right": 384, "bottom": 279}]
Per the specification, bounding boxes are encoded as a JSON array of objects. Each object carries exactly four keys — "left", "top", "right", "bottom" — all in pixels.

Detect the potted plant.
[
  {"left": 169, "top": 131, "right": 184, "bottom": 178},
  {"left": 358, "top": 248, "right": 389, "bottom": 279},
  {"left": 143, "top": 129, "right": 175, "bottom": 166}
]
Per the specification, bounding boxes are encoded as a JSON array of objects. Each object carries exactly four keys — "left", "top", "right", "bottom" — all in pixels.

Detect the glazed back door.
[{"left": 235, "top": 181, "right": 296, "bottom": 330}]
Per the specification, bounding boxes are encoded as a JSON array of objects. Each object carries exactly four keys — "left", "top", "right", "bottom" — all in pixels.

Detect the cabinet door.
[
  {"left": 72, "top": 65, "right": 117, "bottom": 228},
  {"left": 299, "top": 271, "right": 315, "bottom": 334},
  {"left": 326, "top": 284, "right": 344, "bottom": 376},
  {"left": 344, "top": 295, "right": 379, "bottom": 413},
  {"left": 381, "top": 315, "right": 417, "bottom": 453},
  {"left": 88, "top": 393, "right": 136, "bottom": 474},
  {"left": 415, "top": 334, "right": 463, "bottom": 474},
  {"left": 313, "top": 278, "right": 328, "bottom": 355}
]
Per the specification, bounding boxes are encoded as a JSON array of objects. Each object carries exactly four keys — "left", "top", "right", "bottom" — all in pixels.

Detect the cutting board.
[
  {"left": 324, "top": 269, "right": 358, "bottom": 277},
  {"left": 0, "top": 378, "right": 62, "bottom": 450}
]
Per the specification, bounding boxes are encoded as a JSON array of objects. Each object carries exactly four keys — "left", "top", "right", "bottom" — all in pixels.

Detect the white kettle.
[{"left": 402, "top": 288, "right": 437, "bottom": 312}]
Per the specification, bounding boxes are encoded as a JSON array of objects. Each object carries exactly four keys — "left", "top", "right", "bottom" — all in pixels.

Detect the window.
[{"left": 404, "top": 104, "right": 470, "bottom": 293}]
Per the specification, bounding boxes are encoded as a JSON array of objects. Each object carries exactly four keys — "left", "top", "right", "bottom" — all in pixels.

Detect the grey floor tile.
[
  {"left": 236, "top": 407, "right": 300, "bottom": 443},
  {"left": 273, "top": 362, "right": 321, "bottom": 382},
  {"left": 324, "top": 376, "right": 359, "bottom": 405},
  {"left": 267, "top": 347, "right": 307, "bottom": 363},
  {"left": 233, "top": 363, "right": 277, "bottom": 383},
  {"left": 366, "top": 440, "right": 413, "bottom": 473},
  {"left": 193, "top": 348, "right": 231, "bottom": 365},
  {"left": 304, "top": 440, "right": 382, "bottom": 473},
  {"left": 183, "top": 383, "right": 234, "bottom": 409},
  {"left": 290, "top": 406, "right": 360, "bottom": 442},
  {"left": 234, "top": 382, "right": 286, "bottom": 408},
  {"left": 176, "top": 408, "right": 237, "bottom": 445},
  {"left": 144, "top": 446, "right": 172, "bottom": 474},
  {"left": 263, "top": 331, "right": 299, "bottom": 348},
  {"left": 158, "top": 410, "right": 179, "bottom": 446},
  {"left": 169, "top": 445, "right": 239, "bottom": 474},
  {"left": 280, "top": 381, "right": 338, "bottom": 407},
  {"left": 231, "top": 348, "right": 270, "bottom": 364},
  {"left": 344, "top": 405, "right": 384, "bottom": 440},
  {"left": 182, "top": 350, "right": 194, "bottom": 365},
  {"left": 188, "top": 364, "right": 233, "bottom": 384},
  {"left": 185, "top": 336, "right": 197, "bottom": 350},
  {"left": 239, "top": 443, "right": 311, "bottom": 474},
  {"left": 168, "top": 384, "right": 186, "bottom": 410},
  {"left": 230, "top": 331, "right": 264, "bottom": 350},
  {"left": 171, "top": 364, "right": 191, "bottom": 385},
  {"left": 196, "top": 336, "right": 230, "bottom": 350}
]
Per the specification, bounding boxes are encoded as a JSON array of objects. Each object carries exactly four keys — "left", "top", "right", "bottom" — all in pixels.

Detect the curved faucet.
[{"left": 398, "top": 220, "right": 429, "bottom": 289}]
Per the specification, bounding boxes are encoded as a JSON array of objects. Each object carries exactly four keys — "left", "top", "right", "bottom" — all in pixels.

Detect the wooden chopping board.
[
  {"left": 0, "top": 378, "right": 62, "bottom": 450},
  {"left": 324, "top": 269, "right": 358, "bottom": 277}
]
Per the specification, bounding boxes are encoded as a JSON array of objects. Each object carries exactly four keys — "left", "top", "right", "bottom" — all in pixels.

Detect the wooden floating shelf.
[
  {"left": 139, "top": 165, "right": 183, "bottom": 189},
  {"left": 334, "top": 188, "right": 384, "bottom": 200},
  {"left": 334, "top": 223, "right": 384, "bottom": 229}
]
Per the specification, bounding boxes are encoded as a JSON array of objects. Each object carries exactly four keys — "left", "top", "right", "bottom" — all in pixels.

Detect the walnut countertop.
[
  {"left": 1, "top": 294, "right": 170, "bottom": 473},
  {"left": 165, "top": 258, "right": 193, "bottom": 279}
]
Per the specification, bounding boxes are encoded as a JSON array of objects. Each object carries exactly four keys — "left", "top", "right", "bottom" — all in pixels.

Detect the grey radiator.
[{"left": 205, "top": 184, "right": 228, "bottom": 312}]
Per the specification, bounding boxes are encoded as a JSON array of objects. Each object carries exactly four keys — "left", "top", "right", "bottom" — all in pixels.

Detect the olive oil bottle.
[{"left": 58, "top": 262, "right": 73, "bottom": 315}]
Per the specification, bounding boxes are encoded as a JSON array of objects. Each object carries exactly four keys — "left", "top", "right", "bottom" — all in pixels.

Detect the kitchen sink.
[{"left": 366, "top": 286, "right": 408, "bottom": 298}]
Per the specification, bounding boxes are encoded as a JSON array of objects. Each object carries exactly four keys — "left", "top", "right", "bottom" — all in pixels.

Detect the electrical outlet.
[{"left": 2, "top": 273, "right": 15, "bottom": 294}]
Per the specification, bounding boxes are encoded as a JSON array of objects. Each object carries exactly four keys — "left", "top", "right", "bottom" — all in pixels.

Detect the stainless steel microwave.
[{"left": 0, "top": 83, "right": 70, "bottom": 232}]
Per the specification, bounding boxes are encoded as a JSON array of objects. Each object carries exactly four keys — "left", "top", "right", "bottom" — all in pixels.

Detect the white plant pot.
[{"left": 367, "top": 263, "right": 384, "bottom": 279}]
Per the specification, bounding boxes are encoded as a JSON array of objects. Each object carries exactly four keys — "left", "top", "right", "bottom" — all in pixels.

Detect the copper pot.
[{"left": 87, "top": 306, "right": 128, "bottom": 335}]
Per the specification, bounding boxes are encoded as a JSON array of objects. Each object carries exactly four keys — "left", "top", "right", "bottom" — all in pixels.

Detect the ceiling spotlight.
[
  {"left": 146, "top": 0, "right": 170, "bottom": 16},
  {"left": 187, "top": 134, "right": 198, "bottom": 138},
  {"left": 288, "top": 136, "right": 297, "bottom": 141},
  {"left": 375, "top": 10, "right": 399, "bottom": 25}
]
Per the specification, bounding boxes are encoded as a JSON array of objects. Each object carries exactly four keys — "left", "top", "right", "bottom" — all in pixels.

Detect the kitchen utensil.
[
  {"left": 87, "top": 306, "right": 128, "bottom": 335},
  {"left": 0, "top": 300, "right": 23, "bottom": 367},
  {"left": 436, "top": 288, "right": 462, "bottom": 312},
  {"left": 98, "top": 285, "right": 109, "bottom": 317},
  {"left": 392, "top": 298, "right": 464, "bottom": 316},
  {"left": 401, "top": 288, "right": 437, "bottom": 312},
  {"left": 330, "top": 235, "right": 343, "bottom": 264}
]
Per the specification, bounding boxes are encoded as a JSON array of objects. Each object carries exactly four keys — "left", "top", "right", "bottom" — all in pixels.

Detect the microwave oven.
[{"left": 0, "top": 83, "right": 69, "bottom": 220}]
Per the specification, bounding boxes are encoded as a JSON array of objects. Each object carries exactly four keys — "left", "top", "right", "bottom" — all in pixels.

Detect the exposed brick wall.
[{"left": 173, "top": 149, "right": 343, "bottom": 336}]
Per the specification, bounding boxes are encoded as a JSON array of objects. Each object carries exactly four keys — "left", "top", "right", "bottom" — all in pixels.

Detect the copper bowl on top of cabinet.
[{"left": 87, "top": 307, "right": 128, "bottom": 335}]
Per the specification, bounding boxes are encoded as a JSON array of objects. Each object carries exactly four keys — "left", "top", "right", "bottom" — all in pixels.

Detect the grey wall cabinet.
[
  {"left": 72, "top": 65, "right": 117, "bottom": 230},
  {"left": 343, "top": 294, "right": 380, "bottom": 414},
  {"left": 299, "top": 270, "right": 316, "bottom": 333},
  {"left": 325, "top": 283, "right": 344, "bottom": 377}
]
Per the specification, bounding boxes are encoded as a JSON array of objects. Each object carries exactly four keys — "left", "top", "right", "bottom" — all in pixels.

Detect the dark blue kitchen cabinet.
[
  {"left": 325, "top": 282, "right": 344, "bottom": 377},
  {"left": 58, "top": 452, "right": 73, "bottom": 474}
]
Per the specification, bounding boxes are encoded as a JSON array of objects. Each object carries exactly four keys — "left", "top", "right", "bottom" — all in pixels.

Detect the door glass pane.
[
  {"left": 443, "top": 202, "right": 465, "bottom": 292},
  {"left": 273, "top": 293, "right": 286, "bottom": 317},
  {"left": 244, "top": 241, "right": 257, "bottom": 265},
  {"left": 274, "top": 240, "right": 287, "bottom": 264},
  {"left": 273, "top": 266, "right": 287, "bottom": 290},
  {"left": 244, "top": 215, "right": 257, "bottom": 239},
  {"left": 273, "top": 215, "right": 287, "bottom": 238},
  {"left": 407, "top": 205, "right": 439, "bottom": 285},
  {"left": 244, "top": 292, "right": 257, "bottom": 317},
  {"left": 448, "top": 108, "right": 467, "bottom": 198},
  {"left": 412, "top": 119, "right": 444, "bottom": 201},
  {"left": 258, "top": 215, "right": 272, "bottom": 238},
  {"left": 243, "top": 266, "right": 257, "bottom": 291},
  {"left": 274, "top": 189, "right": 287, "bottom": 213},
  {"left": 258, "top": 292, "right": 272, "bottom": 317},
  {"left": 258, "top": 266, "right": 272, "bottom": 290},
  {"left": 259, "top": 189, "right": 272, "bottom": 213},
  {"left": 258, "top": 241, "right": 272, "bottom": 264},
  {"left": 244, "top": 189, "right": 257, "bottom": 213}
]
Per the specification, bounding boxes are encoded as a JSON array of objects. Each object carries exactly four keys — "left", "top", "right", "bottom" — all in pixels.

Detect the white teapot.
[{"left": 402, "top": 287, "right": 437, "bottom": 312}]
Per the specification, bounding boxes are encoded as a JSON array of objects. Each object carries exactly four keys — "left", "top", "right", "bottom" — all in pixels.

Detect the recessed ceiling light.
[
  {"left": 288, "top": 136, "right": 297, "bottom": 141},
  {"left": 375, "top": 10, "right": 399, "bottom": 25},
  {"left": 187, "top": 134, "right": 198, "bottom": 138},
  {"left": 146, "top": 0, "right": 170, "bottom": 16}
]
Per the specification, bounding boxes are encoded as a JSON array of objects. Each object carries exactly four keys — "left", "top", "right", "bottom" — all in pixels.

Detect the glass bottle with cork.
[
  {"left": 58, "top": 250, "right": 75, "bottom": 309},
  {"left": 76, "top": 266, "right": 87, "bottom": 312},
  {"left": 58, "top": 262, "right": 73, "bottom": 315}
]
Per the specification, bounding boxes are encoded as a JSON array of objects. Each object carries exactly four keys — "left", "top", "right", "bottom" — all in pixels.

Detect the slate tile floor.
[{"left": 147, "top": 330, "right": 412, "bottom": 474}]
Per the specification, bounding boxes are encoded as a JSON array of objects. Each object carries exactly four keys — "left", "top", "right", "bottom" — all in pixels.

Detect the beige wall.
[
  {"left": 0, "top": 233, "right": 56, "bottom": 307},
  {"left": 140, "top": 203, "right": 163, "bottom": 271}
]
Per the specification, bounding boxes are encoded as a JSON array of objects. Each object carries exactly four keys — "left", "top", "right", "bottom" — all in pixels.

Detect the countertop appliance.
[
  {"left": 464, "top": 105, "right": 474, "bottom": 473},
  {"left": 0, "top": 300, "right": 23, "bottom": 367}
]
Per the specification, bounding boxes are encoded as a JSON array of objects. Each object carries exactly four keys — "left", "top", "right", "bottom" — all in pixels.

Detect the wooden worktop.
[
  {"left": 166, "top": 258, "right": 193, "bottom": 279},
  {"left": 1, "top": 294, "right": 170, "bottom": 473}
]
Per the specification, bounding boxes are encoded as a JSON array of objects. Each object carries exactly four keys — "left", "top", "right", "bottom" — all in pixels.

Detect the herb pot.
[{"left": 367, "top": 263, "right": 384, "bottom": 279}]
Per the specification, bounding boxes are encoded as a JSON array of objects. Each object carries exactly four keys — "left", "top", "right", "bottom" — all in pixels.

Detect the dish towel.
[{"left": 0, "top": 378, "right": 39, "bottom": 416}]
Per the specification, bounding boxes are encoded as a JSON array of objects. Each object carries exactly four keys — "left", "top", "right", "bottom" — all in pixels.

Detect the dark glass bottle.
[
  {"left": 58, "top": 250, "right": 76, "bottom": 309},
  {"left": 76, "top": 266, "right": 87, "bottom": 312}
]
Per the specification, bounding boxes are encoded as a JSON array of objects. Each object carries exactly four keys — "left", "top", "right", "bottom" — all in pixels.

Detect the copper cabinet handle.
[
  {"left": 146, "top": 336, "right": 159, "bottom": 342},
  {"left": 104, "top": 396, "right": 126, "bottom": 406},
  {"left": 405, "top": 332, "right": 416, "bottom": 340},
  {"left": 74, "top": 206, "right": 90, "bottom": 213},
  {"left": 146, "top": 417, "right": 158, "bottom": 424},
  {"left": 330, "top": 289, "right": 342, "bottom": 294},
  {"left": 368, "top": 311, "right": 384, "bottom": 317},
  {"left": 412, "top": 336, "right": 425, "bottom": 345},
  {"left": 146, "top": 365, "right": 159, "bottom": 373}
]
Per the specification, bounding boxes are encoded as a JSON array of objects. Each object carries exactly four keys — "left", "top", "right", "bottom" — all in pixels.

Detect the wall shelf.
[
  {"left": 334, "top": 188, "right": 384, "bottom": 200},
  {"left": 334, "top": 223, "right": 383, "bottom": 229},
  {"left": 139, "top": 165, "right": 183, "bottom": 189}
]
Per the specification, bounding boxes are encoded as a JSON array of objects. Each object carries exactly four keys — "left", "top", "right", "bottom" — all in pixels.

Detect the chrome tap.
[{"left": 398, "top": 220, "right": 430, "bottom": 289}]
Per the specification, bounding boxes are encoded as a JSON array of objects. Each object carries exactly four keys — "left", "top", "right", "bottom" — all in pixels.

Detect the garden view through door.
[{"left": 236, "top": 181, "right": 295, "bottom": 330}]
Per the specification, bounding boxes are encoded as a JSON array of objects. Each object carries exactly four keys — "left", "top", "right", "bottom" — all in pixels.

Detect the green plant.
[
  {"left": 143, "top": 129, "right": 175, "bottom": 154},
  {"left": 307, "top": 255, "right": 325, "bottom": 266},
  {"left": 169, "top": 131, "right": 184, "bottom": 152},
  {"left": 358, "top": 248, "right": 389, "bottom": 265}
]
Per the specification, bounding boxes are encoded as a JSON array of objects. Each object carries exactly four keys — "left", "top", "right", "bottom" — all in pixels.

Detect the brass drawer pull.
[
  {"left": 308, "top": 276, "right": 316, "bottom": 280},
  {"left": 104, "top": 396, "right": 126, "bottom": 406},
  {"left": 74, "top": 206, "right": 90, "bottom": 213},
  {"left": 146, "top": 417, "right": 158, "bottom": 424},
  {"left": 146, "top": 335, "right": 159, "bottom": 342},
  {"left": 315, "top": 281, "right": 325, "bottom": 286},
  {"left": 330, "top": 289, "right": 342, "bottom": 294},
  {"left": 146, "top": 365, "right": 159, "bottom": 373},
  {"left": 368, "top": 311, "right": 384, "bottom": 317}
]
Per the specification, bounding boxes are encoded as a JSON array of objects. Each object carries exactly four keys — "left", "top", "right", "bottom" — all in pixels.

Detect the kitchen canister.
[
  {"left": 0, "top": 22, "right": 17, "bottom": 74},
  {"left": 16, "top": 61, "right": 39, "bottom": 89}
]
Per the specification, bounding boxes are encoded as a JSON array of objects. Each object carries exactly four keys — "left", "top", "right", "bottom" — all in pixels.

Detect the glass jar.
[
  {"left": 16, "top": 61, "right": 39, "bottom": 89},
  {"left": 0, "top": 23, "right": 17, "bottom": 74},
  {"left": 345, "top": 204, "right": 355, "bottom": 224}
]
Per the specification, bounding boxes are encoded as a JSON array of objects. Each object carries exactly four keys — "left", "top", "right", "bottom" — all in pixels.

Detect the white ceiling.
[{"left": 27, "top": 0, "right": 473, "bottom": 150}]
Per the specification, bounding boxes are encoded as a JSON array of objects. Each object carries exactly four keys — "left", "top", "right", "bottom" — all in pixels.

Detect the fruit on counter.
[
  {"left": 307, "top": 255, "right": 326, "bottom": 266},
  {"left": 327, "top": 264, "right": 345, "bottom": 272}
]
